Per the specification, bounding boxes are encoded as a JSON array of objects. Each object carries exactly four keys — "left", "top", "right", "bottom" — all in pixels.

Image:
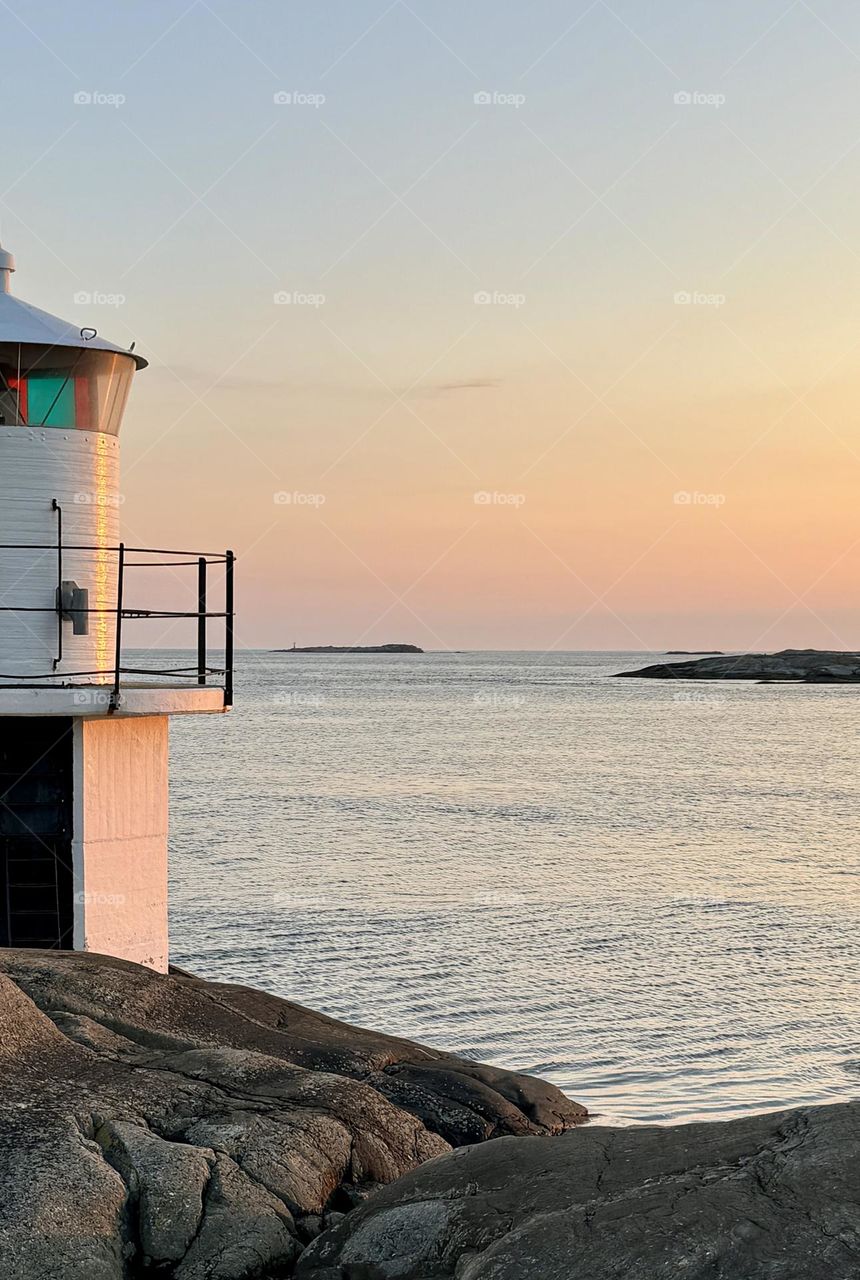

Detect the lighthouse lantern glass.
[{"left": 0, "top": 343, "right": 135, "bottom": 435}]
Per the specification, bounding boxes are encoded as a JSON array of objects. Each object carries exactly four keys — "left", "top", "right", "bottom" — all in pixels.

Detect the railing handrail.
[
  {"left": 0, "top": 607, "right": 232, "bottom": 616},
  {"left": 0, "top": 541, "right": 231, "bottom": 560},
  {"left": 0, "top": 666, "right": 228, "bottom": 680},
  {"left": 0, "top": 531, "right": 236, "bottom": 706}
]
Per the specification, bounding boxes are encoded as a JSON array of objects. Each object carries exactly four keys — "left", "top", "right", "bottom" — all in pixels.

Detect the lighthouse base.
[
  {"left": 0, "top": 714, "right": 170, "bottom": 972},
  {"left": 73, "top": 715, "right": 169, "bottom": 972}
]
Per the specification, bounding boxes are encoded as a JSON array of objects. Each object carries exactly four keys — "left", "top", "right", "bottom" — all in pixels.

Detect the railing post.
[
  {"left": 197, "top": 557, "right": 207, "bottom": 686},
  {"left": 109, "top": 542, "right": 125, "bottom": 713},
  {"left": 225, "top": 549, "right": 234, "bottom": 708}
]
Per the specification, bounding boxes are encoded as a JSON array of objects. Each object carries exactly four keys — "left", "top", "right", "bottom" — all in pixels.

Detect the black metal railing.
[{"left": 0, "top": 529, "right": 235, "bottom": 709}]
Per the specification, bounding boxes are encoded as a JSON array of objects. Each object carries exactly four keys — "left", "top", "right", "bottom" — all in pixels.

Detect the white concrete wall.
[
  {"left": 0, "top": 427, "right": 120, "bottom": 683},
  {"left": 72, "top": 715, "right": 169, "bottom": 972}
]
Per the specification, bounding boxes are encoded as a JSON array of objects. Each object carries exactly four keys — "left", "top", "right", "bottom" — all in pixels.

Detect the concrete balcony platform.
[{"left": 0, "top": 684, "right": 229, "bottom": 718}]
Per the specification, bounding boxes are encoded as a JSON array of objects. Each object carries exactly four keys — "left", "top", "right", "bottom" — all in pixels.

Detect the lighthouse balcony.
[{"left": 0, "top": 541, "right": 234, "bottom": 717}]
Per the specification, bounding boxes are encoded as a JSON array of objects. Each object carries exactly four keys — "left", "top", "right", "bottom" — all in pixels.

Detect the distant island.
[
  {"left": 275, "top": 644, "right": 424, "bottom": 654},
  {"left": 665, "top": 650, "right": 725, "bottom": 655},
  {"left": 618, "top": 649, "right": 860, "bottom": 682}
]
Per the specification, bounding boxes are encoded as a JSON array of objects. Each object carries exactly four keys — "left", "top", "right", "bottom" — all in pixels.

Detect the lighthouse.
[{"left": 0, "top": 244, "right": 233, "bottom": 972}]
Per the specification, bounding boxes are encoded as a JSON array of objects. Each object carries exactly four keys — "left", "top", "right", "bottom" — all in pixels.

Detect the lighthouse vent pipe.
[{"left": 0, "top": 246, "right": 15, "bottom": 294}]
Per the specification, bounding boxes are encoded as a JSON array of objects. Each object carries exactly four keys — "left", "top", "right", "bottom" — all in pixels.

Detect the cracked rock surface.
[
  {"left": 0, "top": 949, "right": 585, "bottom": 1279},
  {"left": 299, "top": 1105, "right": 860, "bottom": 1278}
]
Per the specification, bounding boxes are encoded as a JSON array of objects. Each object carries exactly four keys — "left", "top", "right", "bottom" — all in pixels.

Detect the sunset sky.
[{"left": 4, "top": 0, "right": 860, "bottom": 651}]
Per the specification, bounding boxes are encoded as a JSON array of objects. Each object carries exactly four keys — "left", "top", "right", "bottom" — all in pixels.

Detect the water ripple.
[{"left": 162, "top": 649, "right": 860, "bottom": 1125}]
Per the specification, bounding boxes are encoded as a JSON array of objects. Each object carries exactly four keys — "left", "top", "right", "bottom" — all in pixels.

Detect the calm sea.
[{"left": 160, "top": 649, "right": 860, "bottom": 1126}]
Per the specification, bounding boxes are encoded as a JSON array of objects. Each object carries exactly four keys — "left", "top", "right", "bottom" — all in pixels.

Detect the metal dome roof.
[{"left": 0, "top": 243, "right": 147, "bottom": 370}]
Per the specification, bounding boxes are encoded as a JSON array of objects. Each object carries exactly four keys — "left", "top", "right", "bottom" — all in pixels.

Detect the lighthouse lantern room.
[{"left": 0, "top": 245, "right": 234, "bottom": 971}]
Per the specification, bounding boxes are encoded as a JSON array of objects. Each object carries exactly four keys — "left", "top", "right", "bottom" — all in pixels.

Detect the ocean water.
[{"left": 163, "top": 649, "right": 860, "bottom": 1126}]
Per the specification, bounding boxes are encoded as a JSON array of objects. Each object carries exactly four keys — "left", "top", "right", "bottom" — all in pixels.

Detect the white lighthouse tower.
[{"left": 0, "top": 244, "right": 233, "bottom": 971}]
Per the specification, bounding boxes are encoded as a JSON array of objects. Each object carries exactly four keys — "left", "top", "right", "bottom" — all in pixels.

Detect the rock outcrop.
[
  {"left": 0, "top": 949, "right": 585, "bottom": 1279},
  {"left": 299, "top": 1104, "right": 860, "bottom": 1279},
  {"left": 276, "top": 645, "right": 424, "bottom": 654},
  {"left": 618, "top": 648, "right": 860, "bottom": 682}
]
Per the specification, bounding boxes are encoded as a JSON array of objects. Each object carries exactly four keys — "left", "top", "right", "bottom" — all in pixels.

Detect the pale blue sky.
[{"left": 2, "top": 1, "right": 859, "bottom": 648}]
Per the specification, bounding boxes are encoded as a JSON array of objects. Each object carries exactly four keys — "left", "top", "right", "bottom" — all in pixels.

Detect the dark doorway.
[{"left": 0, "top": 718, "right": 74, "bottom": 948}]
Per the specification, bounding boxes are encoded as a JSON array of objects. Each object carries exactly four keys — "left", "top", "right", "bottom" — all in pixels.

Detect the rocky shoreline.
[
  {"left": 299, "top": 1104, "right": 860, "bottom": 1278},
  {"left": 3, "top": 950, "right": 859, "bottom": 1278},
  {"left": 0, "top": 950, "right": 582, "bottom": 1279},
  {"left": 618, "top": 648, "right": 860, "bottom": 682}
]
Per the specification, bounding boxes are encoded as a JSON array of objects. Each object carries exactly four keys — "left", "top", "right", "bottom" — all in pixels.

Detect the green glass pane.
[{"left": 28, "top": 375, "right": 75, "bottom": 428}]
